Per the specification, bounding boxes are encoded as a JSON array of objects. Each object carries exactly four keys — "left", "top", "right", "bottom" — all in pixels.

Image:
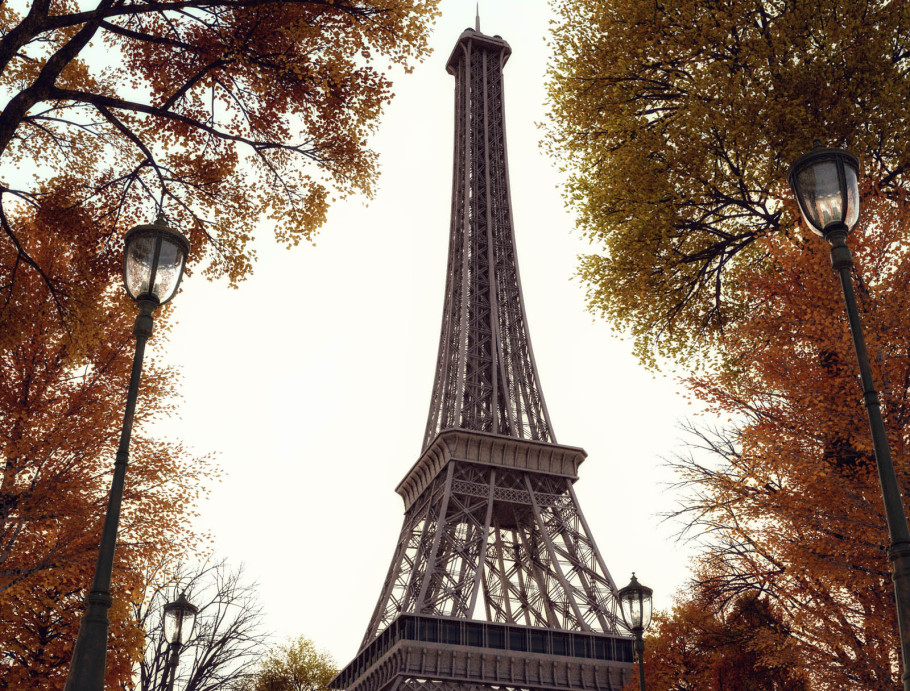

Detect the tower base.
[{"left": 331, "top": 615, "right": 634, "bottom": 691}]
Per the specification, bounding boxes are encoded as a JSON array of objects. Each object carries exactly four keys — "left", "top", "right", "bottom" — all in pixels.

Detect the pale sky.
[{"left": 158, "top": 0, "right": 702, "bottom": 663}]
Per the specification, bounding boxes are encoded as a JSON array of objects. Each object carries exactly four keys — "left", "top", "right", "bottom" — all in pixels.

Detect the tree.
[
  {"left": 545, "top": 0, "right": 910, "bottom": 365},
  {"left": 0, "top": 3, "right": 437, "bottom": 684},
  {"left": 663, "top": 205, "right": 910, "bottom": 688},
  {"left": 637, "top": 592, "right": 808, "bottom": 691},
  {"left": 546, "top": 1, "right": 910, "bottom": 685},
  {"left": 242, "top": 635, "right": 337, "bottom": 691},
  {"left": 0, "top": 206, "right": 214, "bottom": 689},
  {"left": 131, "top": 558, "right": 269, "bottom": 691},
  {"left": 0, "top": 0, "right": 437, "bottom": 333}
]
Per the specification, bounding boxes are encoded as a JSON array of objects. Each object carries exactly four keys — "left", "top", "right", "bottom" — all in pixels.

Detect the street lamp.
[
  {"left": 618, "top": 573, "right": 652, "bottom": 691},
  {"left": 65, "top": 214, "right": 190, "bottom": 691},
  {"left": 163, "top": 592, "right": 198, "bottom": 691},
  {"left": 789, "top": 145, "right": 910, "bottom": 691}
]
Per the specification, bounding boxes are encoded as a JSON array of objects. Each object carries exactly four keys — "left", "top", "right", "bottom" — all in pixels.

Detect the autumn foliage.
[
  {"left": 0, "top": 0, "right": 437, "bottom": 331},
  {"left": 0, "top": 204, "right": 214, "bottom": 687},
  {"left": 0, "top": 1, "right": 437, "bottom": 686},
  {"left": 546, "top": 0, "right": 910, "bottom": 365},
  {"left": 546, "top": 0, "right": 910, "bottom": 686},
  {"left": 635, "top": 592, "right": 808, "bottom": 691},
  {"left": 239, "top": 635, "right": 338, "bottom": 691},
  {"left": 654, "top": 188, "right": 910, "bottom": 687},
  {"left": 608, "top": 192, "right": 910, "bottom": 689}
]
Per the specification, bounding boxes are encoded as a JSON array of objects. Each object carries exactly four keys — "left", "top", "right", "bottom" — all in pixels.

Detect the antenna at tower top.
[{"left": 475, "top": 3, "right": 480, "bottom": 32}]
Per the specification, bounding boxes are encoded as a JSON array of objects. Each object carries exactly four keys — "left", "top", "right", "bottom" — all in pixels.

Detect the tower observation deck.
[{"left": 331, "top": 24, "right": 634, "bottom": 691}]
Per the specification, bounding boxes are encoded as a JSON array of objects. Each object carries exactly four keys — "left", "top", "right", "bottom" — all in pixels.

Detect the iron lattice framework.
[
  {"left": 363, "top": 434, "right": 620, "bottom": 643},
  {"left": 332, "top": 25, "right": 632, "bottom": 691},
  {"left": 423, "top": 26, "right": 552, "bottom": 451}
]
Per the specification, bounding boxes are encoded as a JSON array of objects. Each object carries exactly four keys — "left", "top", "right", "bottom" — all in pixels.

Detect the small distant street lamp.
[
  {"left": 163, "top": 592, "right": 198, "bottom": 691},
  {"left": 65, "top": 214, "right": 190, "bottom": 691},
  {"left": 789, "top": 145, "right": 910, "bottom": 690},
  {"left": 618, "top": 573, "right": 652, "bottom": 691}
]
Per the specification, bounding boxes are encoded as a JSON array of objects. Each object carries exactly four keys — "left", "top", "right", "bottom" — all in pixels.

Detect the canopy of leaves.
[
  {"left": 0, "top": 0, "right": 438, "bottom": 335},
  {"left": 241, "top": 635, "right": 337, "bottom": 691},
  {"left": 546, "top": 0, "right": 910, "bottom": 365},
  {"left": 664, "top": 189, "right": 910, "bottom": 687},
  {"left": 637, "top": 592, "right": 808, "bottom": 691}
]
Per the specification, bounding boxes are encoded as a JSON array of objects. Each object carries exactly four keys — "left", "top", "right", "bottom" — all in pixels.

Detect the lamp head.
[
  {"left": 123, "top": 213, "right": 190, "bottom": 306},
  {"left": 787, "top": 145, "right": 860, "bottom": 238},
  {"left": 617, "top": 573, "right": 653, "bottom": 633},
  {"left": 162, "top": 591, "right": 198, "bottom": 646}
]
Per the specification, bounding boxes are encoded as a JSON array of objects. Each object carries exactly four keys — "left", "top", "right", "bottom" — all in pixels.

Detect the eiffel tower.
[{"left": 331, "top": 21, "right": 634, "bottom": 691}]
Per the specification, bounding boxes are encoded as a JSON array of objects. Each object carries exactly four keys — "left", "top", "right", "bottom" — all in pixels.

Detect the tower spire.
[
  {"left": 475, "top": 3, "right": 480, "bottom": 32},
  {"left": 423, "top": 28, "right": 554, "bottom": 450}
]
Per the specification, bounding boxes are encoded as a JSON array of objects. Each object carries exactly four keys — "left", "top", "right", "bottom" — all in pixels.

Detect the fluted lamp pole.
[
  {"left": 162, "top": 592, "right": 198, "bottom": 691},
  {"left": 789, "top": 145, "right": 910, "bottom": 690},
  {"left": 65, "top": 214, "right": 190, "bottom": 691},
  {"left": 618, "top": 573, "right": 652, "bottom": 691}
]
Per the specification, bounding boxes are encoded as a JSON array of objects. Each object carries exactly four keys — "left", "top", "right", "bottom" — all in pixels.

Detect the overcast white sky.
[{"left": 158, "top": 0, "right": 703, "bottom": 663}]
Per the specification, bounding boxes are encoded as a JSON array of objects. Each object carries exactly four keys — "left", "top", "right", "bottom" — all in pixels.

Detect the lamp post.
[
  {"left": 618, "top": 573, "right": 652, "bottom": 691},
  {"left": 788, "top": 145, "right": 910, "bottom": 690},
  {"left": 65, "top": 214, "right": 190, "bottom": 691},
  {"left": 162, "top": 592, "right": 198, "bottom": 691}
]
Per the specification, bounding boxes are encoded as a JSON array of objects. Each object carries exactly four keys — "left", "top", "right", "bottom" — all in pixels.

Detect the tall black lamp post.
[
  {"left": 65, "top": 214, "right": 190, "bottom": 691},
  {"left": 618, "top": 573, "right": 652, "bottom": 691},
  {"left": 789, "top": 145, "right": 910, "bottom": 690},
  {"left": 162, "top": 592, "right": 198, "bottom": 691}
]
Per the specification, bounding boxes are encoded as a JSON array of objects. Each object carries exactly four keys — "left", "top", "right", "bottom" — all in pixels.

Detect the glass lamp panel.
[
  {"left": 163, "top": 607, "right": 183, "bottom": 645},
  {"left": 623, "top": 591, "right": 643, "bottom": 628},
  {"left": 640, "top": 591, "right": 653, "bottom": 630},
  {"left": 183, "top": 608, "right": 197, "bottom": 642},
  {"left": 796, "top": 160, "right": 842, "bottom": 234},
  {"left": 151, "top": 238, "right": 186, "bottom": 304},
  {"left": 844, "top": 164, "right": 860, "bottom": 231},
  {"left": 163, "top": 598, "right": 197, "bottom": 645},
  {"left": 124, "top": 233, "right": 157, "bottom": 301}
]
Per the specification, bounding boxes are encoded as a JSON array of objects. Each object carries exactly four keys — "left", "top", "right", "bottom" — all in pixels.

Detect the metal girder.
[
  {"left": 424, "top": 27, "right": 552, "bottom": 450},
  {"left": 364, "top": 468, "right": 452, "bottom": 646},
  {"left": 363, "top": 460, "right": 619, "bottom": 646}
]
